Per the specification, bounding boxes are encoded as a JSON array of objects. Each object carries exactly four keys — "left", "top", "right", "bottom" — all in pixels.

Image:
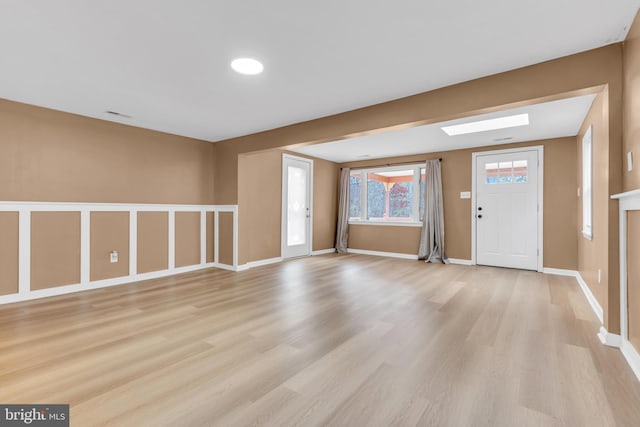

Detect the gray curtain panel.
[
  {"left": 335, "top": 167, "right": 350, "bottom": 253},
  {"left": 419, "top": 159, "right": 448, "bottom": 263}
]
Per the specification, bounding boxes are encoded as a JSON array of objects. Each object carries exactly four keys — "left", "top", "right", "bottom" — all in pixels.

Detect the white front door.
[
  {"left": 475, "top": 148, "right": 540, "bottom": 271},
  {"left": 282, "top": 155, "right": 313, "bottom": 259}
]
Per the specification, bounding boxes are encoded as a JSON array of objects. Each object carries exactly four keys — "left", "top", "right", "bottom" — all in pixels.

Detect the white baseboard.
[
  {"left": 448, "top": 258, "right": 473, "bottom": 266},
  {"left": 598, "top": 326, "right": 622, "bottom": 348},
  {"left": 575, "top": 272, "right": 604, "bottom": 324},
  {"left": 235, "top": 256, "right": 284, "bottom": 272},
  {"left": 249, "top": 257, "right": 283, "bottom": 268},
  {"left": 219, "top": 263, "right": 245, "bottom": 272},
  {"left": 543, "top": 268, "right": 604, "bottom": 325},
  {"left": 236, "top": 251, "right": 338, "bottom": 271},
  {"left": 0, "top": 262, "right": 229, "bottom": 305},
  {"left": 346, "top": 248, "right": 419, "bottom": 260},
  {"left": 621, "top": 339, "right": 640, "bottom": 382},
  {"left": 312, "top": 248, "right": 336, "bottom": 256},
  {"left": 542, "top": 267, "right": 577, "bottom": 277}
]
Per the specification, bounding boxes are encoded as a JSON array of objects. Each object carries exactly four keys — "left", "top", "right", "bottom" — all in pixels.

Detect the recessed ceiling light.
[
  {"left": 441, "top": 113, "right": 529, "bottom": 136},
  {"left": 231, "top": 58, "right": 264, "bottom": 75}
]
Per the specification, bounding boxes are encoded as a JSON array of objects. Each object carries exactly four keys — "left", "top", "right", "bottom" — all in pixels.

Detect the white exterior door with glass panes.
[
  {"left": 475, "top": 148, "right": 540, "bottom": 271},
  {"left": 282, "top": 155, "right": 313, "bottom": 259}
]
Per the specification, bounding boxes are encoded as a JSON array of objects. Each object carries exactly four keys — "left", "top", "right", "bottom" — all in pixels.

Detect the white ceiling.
[
  {"left": 291, "top": 94, "right": 596, "bottom": 162},
  {"left": 0, "top": 1, "right": 637, "bottom": 142}
]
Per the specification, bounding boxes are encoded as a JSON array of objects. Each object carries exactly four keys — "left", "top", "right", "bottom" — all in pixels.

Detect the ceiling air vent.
[
  {"left": 105, "top": 110, "right": 132, "bottom": 119},
  {"left": 493, "top": 137, "right": 513, "bottom": 142}
]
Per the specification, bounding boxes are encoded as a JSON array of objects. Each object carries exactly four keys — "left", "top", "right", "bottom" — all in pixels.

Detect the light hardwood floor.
[{"left": 1, "top": 254, "right": 640, "bottom": 426}]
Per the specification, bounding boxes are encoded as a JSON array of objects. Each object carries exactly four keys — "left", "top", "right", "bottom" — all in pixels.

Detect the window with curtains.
[{"left": 349, "top": 164, "right": 425, "bottom": 225}]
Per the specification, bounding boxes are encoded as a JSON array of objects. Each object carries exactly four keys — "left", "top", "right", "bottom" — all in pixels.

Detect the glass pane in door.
[{"left": 287, "top": 166, "right": 307, "bottom": 246}]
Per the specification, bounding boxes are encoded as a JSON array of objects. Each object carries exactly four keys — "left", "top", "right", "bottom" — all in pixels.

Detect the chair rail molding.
[{"left": 0, "top": 201, "right": 239, "bottom": 304}]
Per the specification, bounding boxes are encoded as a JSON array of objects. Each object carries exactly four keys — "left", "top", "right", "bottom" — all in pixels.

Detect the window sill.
[{"left": 348, "top": 220, "right": 423, "bottom": 227}]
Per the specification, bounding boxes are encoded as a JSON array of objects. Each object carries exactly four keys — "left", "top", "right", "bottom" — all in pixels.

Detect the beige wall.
[
  {"left": 137, "top": 212, "right": 169, "bottom": 274},
  {"left": 218, "top": 212, "right": 234, "bottom": 266},
  {"left": 577, "top": 93, "right": 609, "bottom": 321},
  {"left": 0, "top": 98, "right": 215, "bottom": 204},
  {"left": 90, "top": 212, "right": 130, "bottom": 281},
  {"left": 313, "top": 158, "right": 339, "bottom": 251},
  {"left": 342, "top": 138, "right": 577, "bottom": 269},
  {"left": 0, "top": 213, "right": 19, "bottom": 295},
  {"left": 31, "top": 212, "right": 81, "bottom": 290},
  {"left": 175, "top": 212, "right": 201, "bottom": 268},
  {"left": 0, "top": 98, "right": 225, "bottom": 295},
  {"left": 215, "top": 45, "right": 621, "bottom": 206},
  {"left": 238, "top": 150, "right": 282, "bottom": 265},
  {"left": 349, "top": 225, "right": 421, "bottom": 255},
  {"left": 237, "top": 150, "right": 339, "bottom": 265}
]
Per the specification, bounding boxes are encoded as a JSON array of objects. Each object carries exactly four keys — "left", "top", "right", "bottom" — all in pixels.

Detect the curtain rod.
[{"left": 341, "top": 158, "right": 442, "bottom": 170}]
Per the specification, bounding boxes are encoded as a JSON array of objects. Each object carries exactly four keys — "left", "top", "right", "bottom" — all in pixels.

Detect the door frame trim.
[
  {"left": 281, "top": 154, "right": 314, "bottom": 259},
  {"left": 471, "top": 145, "right": 544, "bottom": 272}
]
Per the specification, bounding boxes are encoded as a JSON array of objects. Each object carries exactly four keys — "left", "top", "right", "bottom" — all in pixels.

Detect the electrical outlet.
[
  {"left": 110, "top": 250, "right": 119, "bottom": 263},
  {"left": 598, "top": 269, "right": 602, "bottom": 284}
]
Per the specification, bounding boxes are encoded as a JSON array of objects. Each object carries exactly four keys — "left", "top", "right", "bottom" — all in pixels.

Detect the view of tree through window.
[
  {"left": 367, "top": 179, "right": 386, "bottom": 218},
  {"left": 348, "top": 165, "right": 424, "bottom": 223},
  {"left": 389, "top": 182, "right": 413, "bottom": 218},
  {"left": 349, "top": 173, "right": 361, "bottom": 218}
]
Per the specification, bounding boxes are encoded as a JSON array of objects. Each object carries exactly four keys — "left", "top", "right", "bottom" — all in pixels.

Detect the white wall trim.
[
  {"left": 448, "top": 258, "right": 473, "bottom": 266},
  {"left": 0, "top": 201, "right": 239, "bottom": 305},
  {"left": 200, "top": 211, "right": 207, "bottom": 265},
  {"left": 621, "top": 339, "right": 640, "bottom": 382},
  {"left": 471, "top": 146, "right": 544, "bottom": 272},
  {"left": 346, "top": 248, "right": 419, "bottom": 260},
  {"left": 249, "top": 257, "right": 283, "bottom": 268},
  {"left": 598, "top": 326, "right": 622, "bottom": 348},
  {"left": 542, "top": 267, "right": 578, "bottom": 277},
  {"left": 18, "top": 210, "right": 31, "bottom": 294},
  {"left": 168, "top": 210, "right": 176, "bottom": 270},
  {"left": 312, "top": 248, "right": 336, "bottom": 256},
  {"left": 543, "top": 268, "right": 604, "bottom": 324}
]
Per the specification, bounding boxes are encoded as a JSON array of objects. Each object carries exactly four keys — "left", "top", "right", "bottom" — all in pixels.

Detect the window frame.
[
  {"left": 348, "top": 163, "right": 424, "bottom": 227},
  {"left": 582, "top": 125, "right": 593, "bottom": 240}
]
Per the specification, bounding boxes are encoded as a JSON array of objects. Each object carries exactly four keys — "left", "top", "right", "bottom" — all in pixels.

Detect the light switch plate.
[
  {"left": 460, "top": 191, "right": 471, "bottom": 199},
  {"left": 628, "top": 151, "right": 634, "bottom": 172},
  {"left": 110, "top": 250, "right": 118, "bottom": 263}
]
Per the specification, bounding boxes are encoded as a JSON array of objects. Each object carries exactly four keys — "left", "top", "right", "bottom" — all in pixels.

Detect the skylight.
[{"left": 441, "top": 113, "right": 529, "bottom": 136}]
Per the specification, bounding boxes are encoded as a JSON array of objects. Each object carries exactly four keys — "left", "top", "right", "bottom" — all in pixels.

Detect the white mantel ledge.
[{"left": 612, "top": 189, "right": 640, "bottom": 200}]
